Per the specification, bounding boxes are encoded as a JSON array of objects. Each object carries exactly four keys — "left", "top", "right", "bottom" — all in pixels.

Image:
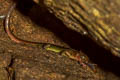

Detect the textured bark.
[{"left": 44, "top": 0, "right": 120, "bottom": 57}]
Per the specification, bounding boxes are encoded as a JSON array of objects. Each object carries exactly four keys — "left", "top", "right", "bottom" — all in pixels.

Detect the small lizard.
[{"left": 4, "top": 3, "right": 96, "bottom": 71}]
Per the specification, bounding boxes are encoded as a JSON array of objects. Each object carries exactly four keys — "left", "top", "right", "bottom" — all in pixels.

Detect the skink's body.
[{"left": 4, "top": 3, "right": 96, "bottom": 71}]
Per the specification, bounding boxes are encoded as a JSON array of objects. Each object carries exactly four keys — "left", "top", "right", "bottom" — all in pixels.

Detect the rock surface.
[{"left": 0, "top": 0, "right": 119, "bottom": 80}]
